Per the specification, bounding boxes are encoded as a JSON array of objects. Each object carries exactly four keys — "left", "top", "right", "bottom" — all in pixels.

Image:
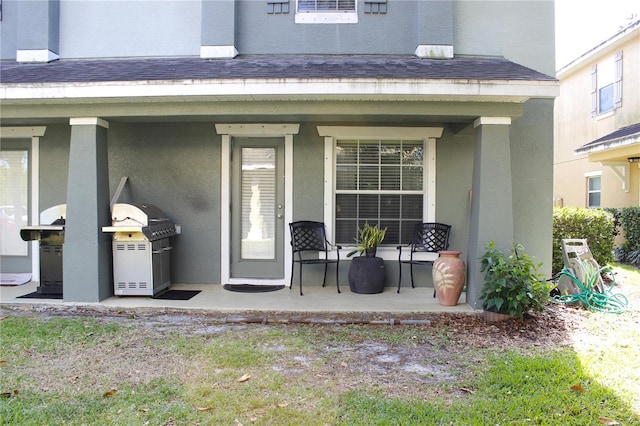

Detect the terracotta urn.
[{"left": 432, "top": 251, "right": 466, "bottom": 306}]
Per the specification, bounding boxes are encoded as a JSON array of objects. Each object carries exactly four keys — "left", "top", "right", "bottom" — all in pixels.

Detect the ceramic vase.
[{"left": 432, "top": 250, "right": 466, "bottom": 306}]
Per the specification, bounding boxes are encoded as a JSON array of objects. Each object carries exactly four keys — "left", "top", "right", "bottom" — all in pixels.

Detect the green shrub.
[
  {"left": 552, "top": 207, "right": 615, "bottom": 274},
  {"left": 612, "top": 207, "right": 640, "bottom": 265},
  {"left": 479, "top": 241, "right": 551, "bottom": 318}
]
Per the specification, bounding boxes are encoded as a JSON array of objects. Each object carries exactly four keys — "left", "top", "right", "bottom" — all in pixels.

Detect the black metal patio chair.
[
  {"left": 289, "top": 221, "right": 342, "bottom": 296},
  {"left": 396, "top": 222, "right": 451, "bottom": 294}
]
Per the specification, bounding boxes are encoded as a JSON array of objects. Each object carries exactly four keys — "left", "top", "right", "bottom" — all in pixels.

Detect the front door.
[{"left": 230, "top": 138, "right": 285, "bottom": 279}]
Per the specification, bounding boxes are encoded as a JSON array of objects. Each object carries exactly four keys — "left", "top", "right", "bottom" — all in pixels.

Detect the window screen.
[{"left": 335, "top": 139, "right": 424, "bottom": 246}]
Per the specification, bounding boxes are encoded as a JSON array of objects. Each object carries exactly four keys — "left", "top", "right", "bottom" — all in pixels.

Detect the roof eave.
[
  {"left": 0, "top": 78, "right": 559, "bottom": 104},
  {"left": 575, "top": 133, "right": 640, "bottom": 155}
]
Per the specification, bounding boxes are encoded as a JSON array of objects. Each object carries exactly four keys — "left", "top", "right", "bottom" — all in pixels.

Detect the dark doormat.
[
  {"left": 153, "top": 290, "right": 201, "bottom": 300},
  {"left": 223, "top": 284, "right": 285, "bottom": 293},
  {"left": 17, "top": 292, "right": 63, "bottom": 299}
]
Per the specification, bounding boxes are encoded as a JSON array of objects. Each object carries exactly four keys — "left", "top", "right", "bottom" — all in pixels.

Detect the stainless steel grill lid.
[
  {"left": 103, "top": 203, "right": 177, "bottom": 241},
  {"left": 20, "top": 204, "right": 66, "bottom": 244}
]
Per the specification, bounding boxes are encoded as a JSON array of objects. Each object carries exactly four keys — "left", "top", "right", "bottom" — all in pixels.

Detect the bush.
[
  {"left": 480, "top": 241, "right": 551, "bottom": 318},
  {"left": 552, "top": 207, "right": 615, "bottom": 274},
  {"left": 612, "top": 207, "right": 640, "bottom": 265}
]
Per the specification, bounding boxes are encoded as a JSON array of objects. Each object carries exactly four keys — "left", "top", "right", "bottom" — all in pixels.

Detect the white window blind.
[
  {"left": 298, "top": 0, "right": 355, "bottom": 12},
  {"left": 335, "top": 139, "right": 424, "bottom": 246}
]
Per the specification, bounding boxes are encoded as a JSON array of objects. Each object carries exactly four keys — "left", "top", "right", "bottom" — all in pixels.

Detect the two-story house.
[
  {"left": 554, "top": 19, "right": 640, "bottom": 209},
  {"left": 0, "top": 0, "right": 558, "bottom": 308}
]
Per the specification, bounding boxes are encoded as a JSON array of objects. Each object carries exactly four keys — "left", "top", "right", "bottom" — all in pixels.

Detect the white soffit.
[{"left": 1, "top": 78, "right": 559, "bottom": 103}]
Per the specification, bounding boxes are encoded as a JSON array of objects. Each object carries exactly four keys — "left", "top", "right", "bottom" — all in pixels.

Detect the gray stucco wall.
[
  {"left": 16, "top": 0, "right": 59, "bottom": 54},
  {"left": 39, "top": 125, "right": 71, "bottom": 211},
  {"left": 0, "top": 0, "right": 19, "bottom": 59},
  {"left": 291, "top": 124, "right": 326, "bottom": 222},
  {"left": 28, "top": 118, "right": 480, "bottom": 287},
  {"left": 236, "top": 0, "right": 452, "bottom": 55},
  {"left": 107, "top": 123, "right": 221, "bottom": 284},
  {"left": 454, "top": 0, "right": 556, "bottom": 75},
  {"left": 511, "top": 99, "right": 555, "bottom": 280},
  {"left": 58, "top": 1, "right": 201, "bottom": 59},
  {"left": 2, "top": 0, "right": 554, "bottom": 81}
]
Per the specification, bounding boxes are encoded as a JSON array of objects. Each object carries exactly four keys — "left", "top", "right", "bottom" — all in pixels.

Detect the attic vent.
[
  {"left": 364, "top": 0, "right": 387, "bottom": 14},
  {"left": 267, "top": 0, "right": 290, "bottom": 14}
]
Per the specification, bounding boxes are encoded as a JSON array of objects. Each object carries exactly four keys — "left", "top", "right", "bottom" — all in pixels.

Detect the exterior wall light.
[{"left": 628, "top": 157, "right": 640, "bottom": 163}]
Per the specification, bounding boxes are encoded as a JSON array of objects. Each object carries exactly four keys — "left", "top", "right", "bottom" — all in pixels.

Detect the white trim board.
[{"left": 215, "top": 123, "right": 299, "bottom": 286}]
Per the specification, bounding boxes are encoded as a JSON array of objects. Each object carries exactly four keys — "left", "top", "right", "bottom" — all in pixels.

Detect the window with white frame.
[
  {"left": 586, "top": 173, "right": 601, "bottom": 208},
  {"left": 295, "top": 0, "right": 357, "bottom": 23},
  {"left": 591, "top": 51, "right": 623, "bottom": 116},
  {"left": 319, "top": 127, "right": 442, "bottom": 250}
]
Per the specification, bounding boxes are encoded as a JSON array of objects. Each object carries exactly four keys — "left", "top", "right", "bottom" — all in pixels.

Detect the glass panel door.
[
  {"left": 231, "top": 138, "right": 285, "bottom": 279},
  {"left": 0, "top": 144, "right": 31, "bottom": 273},
  {"left": 240, "top": 146, "right": 276, "bottom": 260}
]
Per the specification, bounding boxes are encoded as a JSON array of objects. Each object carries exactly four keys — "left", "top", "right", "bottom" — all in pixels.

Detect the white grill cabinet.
[{"left": 102, "top": 203, "right": 177, "bottom": 296}]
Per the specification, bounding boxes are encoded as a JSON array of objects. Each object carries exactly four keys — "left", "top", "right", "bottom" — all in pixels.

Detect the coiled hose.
[{"left": 552, "top": 265, "right": 628, "bottom": 314}]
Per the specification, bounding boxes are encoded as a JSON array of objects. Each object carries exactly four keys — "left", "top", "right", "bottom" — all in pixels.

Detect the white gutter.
[
  {"left": 0, "top": 78, "right": 559, "bottom": 103},
  {"left": 575, "top": 133, "right": 640, "bottom": 155}
]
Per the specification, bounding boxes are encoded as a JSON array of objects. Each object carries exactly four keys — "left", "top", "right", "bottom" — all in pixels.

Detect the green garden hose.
[{"left": 552, "top": 265, "right": 628, "bottom": 314}]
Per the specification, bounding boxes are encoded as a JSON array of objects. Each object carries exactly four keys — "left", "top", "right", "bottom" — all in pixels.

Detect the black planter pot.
[{"left": 348, "top": 256, "right": 385, "bottom": 294}]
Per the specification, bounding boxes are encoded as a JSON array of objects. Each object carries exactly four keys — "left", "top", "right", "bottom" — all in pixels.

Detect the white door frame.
[
  {"left": 0, "top": 126, "right": 45, "bottom": 277},
  {"left": 215, "top": 123, "right": 299, "bottom": 286}
]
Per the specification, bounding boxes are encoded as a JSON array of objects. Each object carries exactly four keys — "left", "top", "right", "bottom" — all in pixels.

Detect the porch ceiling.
[{"left": 0, "top": 99, "right": 525, "bottom": 124}]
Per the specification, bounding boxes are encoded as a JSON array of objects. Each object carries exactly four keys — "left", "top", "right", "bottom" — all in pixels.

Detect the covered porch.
[{"left": 0, "top": 281, "right": 473, "bottom": 317}]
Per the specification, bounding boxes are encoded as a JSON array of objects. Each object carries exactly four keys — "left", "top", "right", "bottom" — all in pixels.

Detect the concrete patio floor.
[{"left": 0, "top": 281, "right": 475, "bottom": 317}]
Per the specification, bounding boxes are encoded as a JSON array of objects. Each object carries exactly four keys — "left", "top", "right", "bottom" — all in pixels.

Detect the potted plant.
[
  {"left": 347, "top": 222, "right": 387, "bottom": 293},
  {"left": 479, "top": 241, "right": 551, "bottom": 322},
  {"left": 347, "top": 222, "right": 387, "bottom": 258}
]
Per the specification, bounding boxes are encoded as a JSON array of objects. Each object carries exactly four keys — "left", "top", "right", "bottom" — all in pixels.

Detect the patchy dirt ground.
[{"left": 2, "top": 266, "right": 638, "bottom": 402}]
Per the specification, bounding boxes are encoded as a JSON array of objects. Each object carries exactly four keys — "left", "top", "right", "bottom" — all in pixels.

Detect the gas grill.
[
  {"left": 20, "top": 204, "right": 66, "bottom": 296},
  {"left": 102, "top": 203, "right": 178, "bottom": 296}
]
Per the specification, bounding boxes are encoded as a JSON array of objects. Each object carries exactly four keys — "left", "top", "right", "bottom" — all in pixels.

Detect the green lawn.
[{"left": 1, "top": 264, "right": 638, "bottom": 425}]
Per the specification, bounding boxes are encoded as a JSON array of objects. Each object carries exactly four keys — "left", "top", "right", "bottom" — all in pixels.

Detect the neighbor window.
[
  {"left": 295, "top": 0, "right": 357, "bottom": 23},
  {"left": 591, "top": 51, "right": 622, "bottom": 116},
  {"left": 319, "top": 126, "right": 443, "bottom": 256},
  {"left": 587, "top": 175, "right": 601, "bottom": 208}
]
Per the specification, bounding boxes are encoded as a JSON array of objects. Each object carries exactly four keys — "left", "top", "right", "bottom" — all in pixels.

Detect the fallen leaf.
[
  {"left": 598, "top": 417, "right": 620, "bottom": 425},
  {"left": 193, "top": 405, "right": 214, "bottom": 412},
  {"left": 570, "top": 385, "right": 585, "bottom": 393},
  {"left": 103, "top": 389, "right": 117, "bottom": 397},
  {"left": 460, "top": 387, "right": 476, "bottom": 394},
  {"left": 0, "top": 360, "right": 6, "bottom": 364},
  {"left": 274, "top": 401, "right": 289, "bottom": 408},
  {"left": 237, "top": 373, "right": 251, "bottom": 383},
  {"left": 0, "top": 315, "right": 8, "bottom": 321},
  {"left": 0, "top": 392, "right": 12, "bottom": 398}
]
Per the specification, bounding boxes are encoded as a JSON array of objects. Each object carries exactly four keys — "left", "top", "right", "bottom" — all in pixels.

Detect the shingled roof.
[
  {"left": 576, "top": 122, "right": 640, "bottom": 154},
  {"left": 0, "top": 55, "right": 556, "bottom": 84}
]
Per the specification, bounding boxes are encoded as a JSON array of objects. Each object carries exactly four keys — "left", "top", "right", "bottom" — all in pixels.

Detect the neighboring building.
[
  {"left": 554, "top": 20, "right": 640, "bottom": 209},
  {"left": 0, "top": 0, "right": 558, "bottom": 308}
]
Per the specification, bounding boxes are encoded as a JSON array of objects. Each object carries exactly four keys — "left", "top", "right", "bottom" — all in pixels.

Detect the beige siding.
[{"left": 554, "top": 25, "right": 640, "bottom": 208}]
